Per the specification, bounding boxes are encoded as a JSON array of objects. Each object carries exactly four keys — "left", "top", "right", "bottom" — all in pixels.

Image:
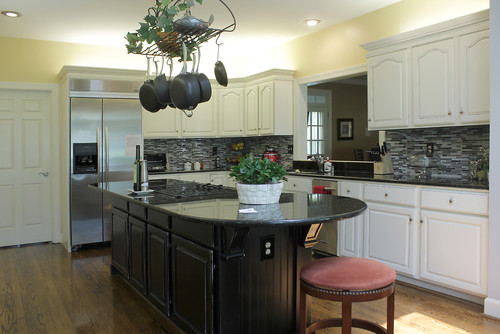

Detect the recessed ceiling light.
[
  {"left": 1, "top": 11, "right": 22, "bottom": 18},
  {"left": 304, "top": 19, "right": 320, "bottom": 27}
]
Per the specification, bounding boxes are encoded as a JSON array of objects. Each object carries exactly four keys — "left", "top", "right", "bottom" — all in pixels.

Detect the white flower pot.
[{"left": 236, "top": 182, "right": 284, "bottom": 204}]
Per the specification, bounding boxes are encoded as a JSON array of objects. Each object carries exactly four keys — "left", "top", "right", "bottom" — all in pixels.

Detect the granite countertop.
[
  {"left": 91, "top": 179, "right": 367, "bottom": 227},
  {"left": 288, "top": 171, "right": 489, "bottom": 190}
]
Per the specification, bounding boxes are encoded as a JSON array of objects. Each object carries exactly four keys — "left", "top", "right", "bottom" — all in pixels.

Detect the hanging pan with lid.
[{"left": 170, "top": 42, "right": 201, "bottom": 114}]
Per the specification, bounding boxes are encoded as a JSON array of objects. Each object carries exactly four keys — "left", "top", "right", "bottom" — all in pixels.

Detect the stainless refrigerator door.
[
  {"left": 102, "top": 98, "right": 142, "bottom": 241},
  {"left": 70, "top": 97, "right": 104, "bottom": 247}
]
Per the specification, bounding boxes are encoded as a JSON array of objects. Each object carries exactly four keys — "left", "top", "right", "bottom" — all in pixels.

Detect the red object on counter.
[
  {"left": 313, "top": 185, "right": 329, "bottom": 194},
  {"left": 263, "top": 148, "right": 278, "bottom": 162}
]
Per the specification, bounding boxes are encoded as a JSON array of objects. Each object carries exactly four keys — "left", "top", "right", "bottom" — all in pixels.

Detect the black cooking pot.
[
  {"left": 194, "top": 47, "right": 212, "bottom": 102},
  {"left": 155, "top": 57, "right": 173, "bottom": 105},
  {"left": 170, "top": 43, "right": 201, "bottom": 111},
  {"left": 139, "top": 58, "right": 162, "bottom": 113}
]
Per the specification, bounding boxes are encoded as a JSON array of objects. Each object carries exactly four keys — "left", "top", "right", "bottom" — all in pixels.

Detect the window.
[{"left": 307, "top": 91, "right": 330, "bottom": 157}]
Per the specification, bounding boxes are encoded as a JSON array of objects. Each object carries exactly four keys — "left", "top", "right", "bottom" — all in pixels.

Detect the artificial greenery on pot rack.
[{"left": 125, "top": 0, "right": 214, "bottom": 57}]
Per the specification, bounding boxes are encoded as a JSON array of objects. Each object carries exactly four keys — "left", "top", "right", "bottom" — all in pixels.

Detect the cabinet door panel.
[
  {"left": 111, "top": 208, "right": 129, "bottom": 278},
  {"left": 171, "top": 235, "right": 214, "bottom": 334},
  {"left": 364, "top": 203, "right": 417, "bottom": 276},
  {"left": 338, "top": 181, "right": 363, "bottom": 257},
  {"left": 182, "top": 97, "right": 217, "bottom": 137},
  {"left": 219, "top": 88, "right": 244, "bottom": 136},
  {"left": 142, "top": 108, "right": 180, "bottom": 138},
  {"left": 147, "top": 225, "right": 169, "bottom": 314},
  {"left": 129, "top": 217, "right": 147, "bottom": 294},
  {"left": 244, "top": 85, "right": 259, "bottom": 135},
  {"left": 412, "top": 39, "right": 455, "bottom": 126},
  {"left": 259, "top": 82, "right": 274, "bottom": 135},
  {"left": 368, "top": 50, "right": 409, "bottom": 129},
  {"left": 459, "top": 29, "right": 490, "bottom": 124},
  {"left": 420, "top": 210, "right": 487, "bottom": 295}
]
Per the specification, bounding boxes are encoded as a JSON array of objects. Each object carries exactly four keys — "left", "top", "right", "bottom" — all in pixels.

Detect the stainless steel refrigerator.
[{"left": 70, "top": 97, "right": 142, "bottom": 248}]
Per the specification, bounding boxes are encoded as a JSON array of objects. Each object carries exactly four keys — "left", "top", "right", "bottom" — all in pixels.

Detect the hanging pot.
[
  {"left": 139, "top": 57, "right": 162, "bottom": 113},
  {"left": 214, "top": 41, "right": 228, "bottom": 87},
  {"left": 154, "top": 56, "right": 172, "bottom": 105},
  {"left": 194, "top": 47, "right": 212, "bottom": 103},
  {"left": 170, "top": 43, "right": 201, "bottom": 111}
]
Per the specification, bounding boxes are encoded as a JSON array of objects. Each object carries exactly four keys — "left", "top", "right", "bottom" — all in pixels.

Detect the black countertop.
[
  {"left": 92, "top": 179, "right": 367, "bottom": 227},
  {"left": 288, "top": 171, "right": 489, "bottom": 190}
]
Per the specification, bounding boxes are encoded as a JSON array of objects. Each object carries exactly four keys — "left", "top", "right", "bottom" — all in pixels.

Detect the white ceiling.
[{"left": 0, "top": 0, "right": 401, "bottom": 59}]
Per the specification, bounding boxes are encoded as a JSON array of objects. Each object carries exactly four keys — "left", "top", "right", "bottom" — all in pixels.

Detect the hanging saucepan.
[
  {"left": 154, "top": 56, "right": 172, "bottom": 106},
  {"left": 214, "top": 40, "right": 228, "bottom": 87},
  {"left": 194, "top": 46, "right": 212, "bottom": 103},
  {"left": 139, "top": 57, "right": 162, "bottom": 113},
  {"left": 153, "top": 59, "right": 168, "bottom": 110},
  {"left": 170, "top": 42, "right": 201, "bottom": 112}
]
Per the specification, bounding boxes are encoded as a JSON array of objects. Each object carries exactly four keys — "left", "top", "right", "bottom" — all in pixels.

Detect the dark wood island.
[{"left": 92, "top": 179, "right": 366, "bottom": 334}]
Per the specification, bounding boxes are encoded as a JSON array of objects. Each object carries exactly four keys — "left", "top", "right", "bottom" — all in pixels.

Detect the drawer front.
[
  {"left": 364, "top": 184, "right": 416, "bottom": 206},
  {"left": 285, "top": 177, "right": 311, "bottom": 193},
  {"left": 421, "top": 189, "right": 488, "bottom": 215},
  {"left": 340, "top": 181, "right": 363, "bottom": 199},
  {"left": 171, "top": 216, "right": 215, "bottom": 248},
  {"left": 129, "top": 202, "right": 146, "bottom": 220}
]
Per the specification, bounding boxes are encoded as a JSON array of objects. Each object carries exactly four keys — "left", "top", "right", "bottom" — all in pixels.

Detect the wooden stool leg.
[
  {"left": 299, "top": 286, "right": 307, "bottom": 334},
  {"left": 387, "top": 290, "right": 395, "bottom": 334},
  {"left": 342, "top": 295, "right": 352, "bottom": 334}
]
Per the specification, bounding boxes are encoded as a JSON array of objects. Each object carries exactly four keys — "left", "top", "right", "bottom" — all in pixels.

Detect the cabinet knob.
[
  {"left": 420, "top": 219, "right": 423, "bottom": 224},
  {"left": 347, "top": 189, "right": 350, "bottom": 193},
  {"left": 368, "top": 118, "right": 372, "bottom": 121},
  {"left": 448, "top": 110, "right": 452, "bottom": 116},
  {"left": 384, "top": 193, "right": 388, "bottom": 198},
  {"left": 449, "top": 198, "right": 454, "bottom": 204},
  {"left": 460, "top": 110, "right": 464, "bottom": 115},
  {"left": 409, "top": 217, "right": 413, "bottom": 223}
]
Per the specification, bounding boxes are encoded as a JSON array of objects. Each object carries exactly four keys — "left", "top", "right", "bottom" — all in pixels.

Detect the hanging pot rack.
[{"left": 138, "top": 0, "right": 236, "bottom": 58}]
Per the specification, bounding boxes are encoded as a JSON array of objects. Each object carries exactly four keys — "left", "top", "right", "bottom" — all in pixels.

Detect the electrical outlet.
[
  {"left": 213, "top": 146, "right": 218, "bottom": 155},
  {"left": 288, "top": 145, "right": 293, "bottom": 154},
  {"left": 261, "top": 236, "right": 274, "bottom": 260},
  {"left": 426, "top": 143, "right": 434, "bottom": 157}
]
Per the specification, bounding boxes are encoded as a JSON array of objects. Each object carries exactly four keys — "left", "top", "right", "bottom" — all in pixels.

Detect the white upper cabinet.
[
  {"left": 363, "top": 10, "right": 489, "bottom": 130},
  {"left": 219, "top": 87, "right": 244, "bottom": 136},
  {"left": 143, "top": 69, "right": 294, "bottom": 138},
  {"left": 412, "top": 38, "right": 455, "bottom": 126},
  {"left": 459, "top": 29, "right": 490, "bottom": 124},
  {"left": 367, "top": 49, "right": 409, "bottom": 129}
]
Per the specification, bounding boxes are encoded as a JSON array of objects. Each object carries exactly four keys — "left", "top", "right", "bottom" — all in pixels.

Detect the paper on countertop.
[{"left": 238, "top": 208, "right": 258, "bottom": 213}]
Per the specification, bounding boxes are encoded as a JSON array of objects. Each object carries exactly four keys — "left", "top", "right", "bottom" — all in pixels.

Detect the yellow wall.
[
  {"left": 243, "top": 0, "right": 489, "bottom": 78},
  {"left": 0, "top": 0, "right": 489, "bottom": 83}
]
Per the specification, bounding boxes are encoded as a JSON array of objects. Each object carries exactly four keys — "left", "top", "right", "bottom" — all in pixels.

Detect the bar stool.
[{"left": 299, "top": 256, "right": 396, "bottom": 334}]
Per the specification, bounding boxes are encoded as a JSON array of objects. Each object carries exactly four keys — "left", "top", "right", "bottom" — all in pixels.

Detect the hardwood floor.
[{"left": 0, "top": 243, "right": 499, "bottom": 334}]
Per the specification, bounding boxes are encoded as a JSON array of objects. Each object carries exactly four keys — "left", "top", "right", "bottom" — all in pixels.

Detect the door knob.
[{"left": 39, "top": 172, "right": 49, "bottom": 177}]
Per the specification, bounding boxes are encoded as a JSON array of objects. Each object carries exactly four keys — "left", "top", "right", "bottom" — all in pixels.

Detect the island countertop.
[{"left": 92, "top": 179, "right": 367, "bottom": 227}]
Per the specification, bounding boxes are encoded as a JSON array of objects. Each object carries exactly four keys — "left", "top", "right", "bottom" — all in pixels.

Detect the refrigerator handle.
[
  {"left": 96, "top": 127, "right": 101, "bottom": 184},
  {"left": 105, "top": 127, "right": 109, "bottom": 183}
]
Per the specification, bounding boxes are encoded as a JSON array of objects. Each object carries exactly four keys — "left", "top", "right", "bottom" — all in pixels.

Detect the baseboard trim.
[{"left": 484, "top": 298, "right": 500, "bottom": 319}]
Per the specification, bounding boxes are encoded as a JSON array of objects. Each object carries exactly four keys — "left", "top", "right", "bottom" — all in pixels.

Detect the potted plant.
[
  {"left": 230, "top": 154, "right": 288, "bottom": 204},
  {"left": 124, "top": 0, "right": 213, "bottom": 56}
]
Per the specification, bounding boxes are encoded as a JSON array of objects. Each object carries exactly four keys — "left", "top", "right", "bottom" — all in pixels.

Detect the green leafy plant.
[
  {"left": 125, "top": 0, "right": 212, "bottom": 56},
  {"left": 230, "top": 154, "right": 288, "bottom": 184}
]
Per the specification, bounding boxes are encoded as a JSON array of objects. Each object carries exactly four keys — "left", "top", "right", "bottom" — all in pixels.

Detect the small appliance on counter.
[
  {"left": 144, "top": 153, "right": 167, "bottom": 174},
  {"left": 263, "top": 148, "right": 278, "bottom": 162}
]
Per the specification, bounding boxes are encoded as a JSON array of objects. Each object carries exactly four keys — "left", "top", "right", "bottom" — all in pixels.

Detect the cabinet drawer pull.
[
  {"left": 449, "top": 198, "right": 454, "bottom": 204},
  {"left": 409, "top": 217, "right": 413, "bottom": 223},
  {"left": 448, "top": 110, "right": 452, "bottom": 116},
  {"left": 347, "top": 189, "right": 350, "bottom": 193},
  {"left": 460, "top": 110, "right": 464, "bottom": 115},
  {"left": 420, "top": 219, "right": 423, "bottom": 224},
  {"left": 384, "top": 193, "right": 388, "bottom": 198}
]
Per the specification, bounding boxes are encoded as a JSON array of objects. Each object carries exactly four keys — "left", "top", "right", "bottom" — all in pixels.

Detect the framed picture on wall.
[{"left": 337, "top": 118, "right": 353, "bottom": 140}]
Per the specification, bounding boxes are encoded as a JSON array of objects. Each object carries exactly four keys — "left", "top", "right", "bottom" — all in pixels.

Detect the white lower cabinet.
[
  {"left": 338, "top": 181, "right": 364, "bottom": 257},
  {"left": 284, "top": 176, "right": 311, "bottom": 193},
  {"left": 363, "top": 202, "right": 418, "bottom": 277},
  {"left": 419, "top": 187, "right": 489, "bottom": 295}
]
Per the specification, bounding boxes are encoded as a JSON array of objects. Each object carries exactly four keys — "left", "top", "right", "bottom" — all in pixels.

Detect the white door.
[{"left": 0, "top": 89, "right": 52, "bottom": 247}]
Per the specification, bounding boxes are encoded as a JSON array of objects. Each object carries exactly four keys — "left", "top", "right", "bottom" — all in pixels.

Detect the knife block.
[{"left": 374, "top": 153, "right": 394, "bottom": 174}]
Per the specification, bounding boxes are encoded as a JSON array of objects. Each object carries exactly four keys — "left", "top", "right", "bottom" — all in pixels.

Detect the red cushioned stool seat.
[{"left": 299, "top": 256, "right": 396, "bottom": 334}]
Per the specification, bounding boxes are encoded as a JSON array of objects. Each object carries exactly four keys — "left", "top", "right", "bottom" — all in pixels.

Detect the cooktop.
[{"left": 149, "top": 179, "right": 238, "bottom": 201}]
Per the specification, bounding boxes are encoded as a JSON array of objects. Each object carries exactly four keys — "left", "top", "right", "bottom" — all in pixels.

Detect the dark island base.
[{"left": 110, "top": 201, "right": 315, "bottom": 334}]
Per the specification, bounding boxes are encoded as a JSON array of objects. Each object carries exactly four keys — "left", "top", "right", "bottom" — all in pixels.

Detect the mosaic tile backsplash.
[
  {"left": 144, "top": 135, "right": 294, "bottom": 171},
  {"left": 385, "top": 125, "right": 489, "bottom": 178}
]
